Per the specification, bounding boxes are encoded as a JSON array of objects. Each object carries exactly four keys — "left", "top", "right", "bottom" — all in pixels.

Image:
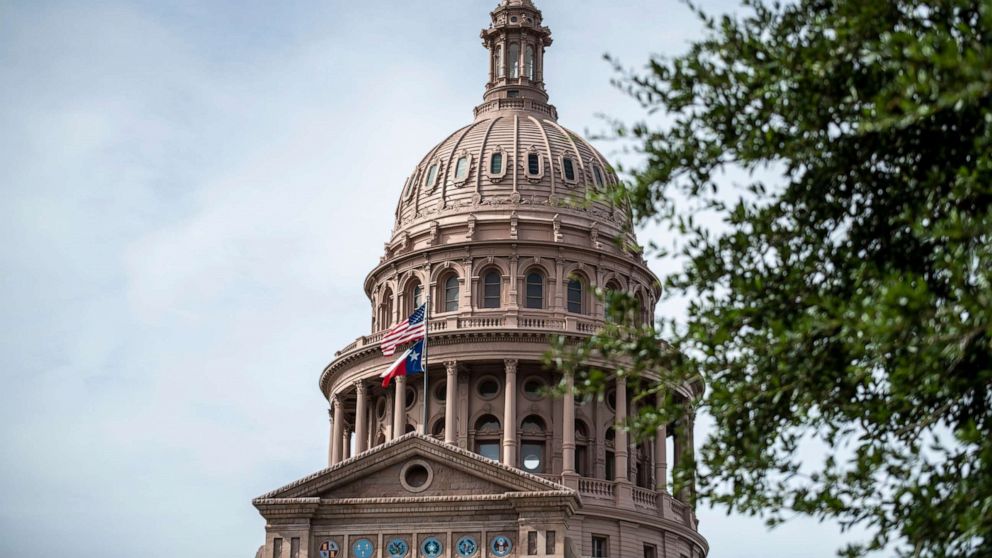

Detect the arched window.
[
  {"left": 527, "top": 153, "right": 540, "bottom": 176},
  {"left": 508, "top": 43, "right": 520, "bottom": 78},
  {"left": 562, "top": 157, "right": 576, "bottom": 181},
  {"left": 443, "top": 275, "right": 459, "bottom": 312},
  {"left": 407, "top": 280, "right": 423, "bottom": 314},
  {"left": 520, "top": 415, "right": 547, "bottom": 473},
  {"left": 454, "top": 156, "right": 469, "bottom": 181},
  {"left": 495, "top": 44, "right": 504, "bottom": 78},
  {"left": 490, "top": 151, "right": 503, "bottom": 174},
  {"left": 575, "top": 420, "right": 590, "bottom": 477},
  {"left": 431, "top": 417, "right": 445, "bottom": 440},
  {"left": 636, "top": 292, "right": 648, "bottom": 326},
  {"left": 525, "top": 45, "right": 535, "bottom": 79},
  {"left": 474, "top": 414, "right": 502, "bottom": 461},
  {"left": 592, "top": 164, "right": 605, "bottom": 188},
  {"left": 482, "top": 270, "right": 501, "bottom": 308},
  {"left": 525, "top": 272, "right": 544, "bottom": 309},
  {"left": 567, "top": 277, "right": 583, "bottom": 313},
  {"left": 605, "top": 427, "right": 616, "bottom": 481},
  {"left": 378, "top": 288, "right": 394, "bottom": 330}
]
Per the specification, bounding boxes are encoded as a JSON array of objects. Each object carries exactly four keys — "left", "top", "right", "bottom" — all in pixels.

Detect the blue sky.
[{"left": 0, "top": 1, "right": 861, "bottom": 556}]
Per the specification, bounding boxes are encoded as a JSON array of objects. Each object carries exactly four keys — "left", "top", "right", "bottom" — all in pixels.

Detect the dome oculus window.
[
  {"left": 453, "top": 155, "right": 470, "bottom": 183},
  {"left": 527, "top": 153, "right": 540, "bottom": 176},
  {"left": 425, "top": 163, "right": 440, "bottom": 191},
  {"left": 490, "top": 152, "right": 503, "bottom": 174},
  {"left": 406, "top": 386, "right": 417, "bottom": 409},
  {"left": 562, "top": 157, "right": 577, "bottom": 182},
  {"left": 592, "top": 163, "right": 605, "bottom": 189},
  {"left": 525, "top": 272, "right": 544, "bottom": 309},
  {"left": 482, "top": 270, "right": 501, "bottom": 308},
  {"left": 488, "top": 148, "right": 508, "bottom": 180}
]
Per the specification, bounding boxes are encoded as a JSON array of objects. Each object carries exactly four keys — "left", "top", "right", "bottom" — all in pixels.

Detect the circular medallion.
[
  {"left": 387, "top": 538, "right": 409, "bottom": 558},
  {"left": 352, "top": 538, "right": 374, "bottom": 558},
  {"left": 456, "top": 536, "right": 478, "bottom": 557},
  {"left": 421, "top": 536, "right": 443, "bottom": 558},
  {"left": 490, "top": 535, "right": 513, "bottom": 557}
]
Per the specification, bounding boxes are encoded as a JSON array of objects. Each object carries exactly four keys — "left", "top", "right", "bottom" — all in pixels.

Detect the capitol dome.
[{"left": 252, "top": 2, "right": 708, "bottom": 558}]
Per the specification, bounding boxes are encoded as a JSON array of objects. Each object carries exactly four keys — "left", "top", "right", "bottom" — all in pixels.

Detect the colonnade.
[{"left": 326, "top": 360, "right": 694, "bottom": 498}]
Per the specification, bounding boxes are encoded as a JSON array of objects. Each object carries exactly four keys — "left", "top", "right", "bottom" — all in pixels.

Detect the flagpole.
[{"left": 421, "top": 295, "right": 431, "bottom": 435}]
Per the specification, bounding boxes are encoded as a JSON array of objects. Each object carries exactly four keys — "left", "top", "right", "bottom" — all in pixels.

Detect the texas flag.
[{"left": 380, "top": 339, "right": 425, "bottom": 388}]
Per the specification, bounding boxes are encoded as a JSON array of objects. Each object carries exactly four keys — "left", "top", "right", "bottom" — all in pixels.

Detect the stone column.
[
  {"left": 614, "top": 377, "right": 634, "bottom": 508},
  {"left": 445, "top": 361, "right": 458, "bottom": 444},
  {"left": 327, "top": 410, "right": 334, "bottom": 467},
  {"left": 354, "top": 381, "right": 368, "bottom": 454},
  {"left": 331, "top": 394, "right": 344, "bottom": 465},
  {"left": 385, "top": 389, "right": 395, "bottom": 441},
  {"left": 502, "top": 359, "right": 518, "bottom": 467},
  {"left": 614, "top": 378, "right": 628, "bottom": 478},
  {"left": 655, "top": 424, "right": 668, "bottom": 492},
  {"left": 562, "top": 372, "right": 576, "bottom": 476},
  {"left": 342, "top": 429, "right": 351, "bottom": 460},
  {"left": 393, "top": 375, "right": 407, "bottom": 437}
]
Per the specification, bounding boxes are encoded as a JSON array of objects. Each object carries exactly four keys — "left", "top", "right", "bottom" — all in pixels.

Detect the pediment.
[{"left": 257, "top": 433, "right": 571, "bottom": 501}]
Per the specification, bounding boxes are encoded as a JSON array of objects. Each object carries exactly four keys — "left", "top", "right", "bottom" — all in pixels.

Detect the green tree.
[{"left": 558, "top": 1, "right": 992, "bottom": 556}]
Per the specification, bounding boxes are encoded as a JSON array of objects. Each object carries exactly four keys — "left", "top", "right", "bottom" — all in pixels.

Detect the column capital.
[
  {"left": 331, "top": 392, "right": 343, "bottom": 407},
  {"left": 504, "top": 359, "right": 518, "bottom": 374},
  {"left": 353, "top": 379, "right": 367, "bottom": 394},
  {"left": 445, "top": 360, "right": 458, "bottom": 375}
]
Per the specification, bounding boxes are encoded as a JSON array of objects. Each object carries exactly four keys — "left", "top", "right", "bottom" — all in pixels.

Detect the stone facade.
[{"left": 253, "top": 1, "right": 708, "bottom": 557}]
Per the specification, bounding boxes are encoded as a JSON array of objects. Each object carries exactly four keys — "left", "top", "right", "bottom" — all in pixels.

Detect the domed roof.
[
  {"left": 391, "top": 0, "right": 633, "bottom": 239},
  {"left": 394, "top": 114, "right": 627, "bottom": 231}
]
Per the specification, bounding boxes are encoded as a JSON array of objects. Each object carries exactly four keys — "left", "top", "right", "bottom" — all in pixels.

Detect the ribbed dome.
[{"left": 394, "top": 114, "right": 629, "bottom": 233}]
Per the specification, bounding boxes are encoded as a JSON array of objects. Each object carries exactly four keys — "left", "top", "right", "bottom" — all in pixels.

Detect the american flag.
[{"left": 380, "top": 303, "right": 427, "bottom": 356}]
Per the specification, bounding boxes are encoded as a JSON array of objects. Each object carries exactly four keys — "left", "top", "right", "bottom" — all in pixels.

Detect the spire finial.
[{"left": 476, "top": 0, "right": 555, "bottom": 119}]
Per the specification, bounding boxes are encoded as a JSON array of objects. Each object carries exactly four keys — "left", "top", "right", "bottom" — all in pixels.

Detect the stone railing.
[
  {"left": 670, "top": 498, "right": 692, "bottom": 527},
  {"left": 502, "top": 474, "right": 696, "bottom": 528},
  {"left": 577, "top": 478, "right": 616, "bottom": 500},
  {"left": 334, "top": 312, "right": 604, "bottom": 357},
  {"left": 458, "top": 316, "right": 505, "bottom": 328},
  {"left": 473, "top": 97, "right": 558, "bottom": 120},
  {"left": 632, "top": 486, "right": 657, "bottom": 509}
]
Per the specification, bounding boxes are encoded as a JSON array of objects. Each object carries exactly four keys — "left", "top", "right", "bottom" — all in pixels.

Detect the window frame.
[
  {"left": 440, "top": 274, "right": 460, "bottom": 313},
  {"left": 566, "top": 276, "right": 585, "bottom": 314},
  {"left": 524, "top": 271, "right": 545, "bottom": 309},
  {"left": 525, "top": 151, "right": 544, "bottom": 179},
  {"left": 424, "top": 162, "right": 441, "bottom": 191},
  {"left": 452, "top": 152, "right": 473, "bottom": 186},
  {"left": 488, "top": 147, "right": 508, "bottom": 180},
  {"left": 559, "top": 155, "right": 579, "bottom": 185},
  {"left": 481, "top": 269, "right": 502, "bottom": 309}
]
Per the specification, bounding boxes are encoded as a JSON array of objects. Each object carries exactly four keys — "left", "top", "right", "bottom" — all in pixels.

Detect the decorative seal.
[
  {"left": 490, "top": 535, "right": 513, "bottom": 557},
  {"left": 457, "top": 536, "right": 479, "bottom": 557},
  {"left": 421, "top": 536, "right": 444, "bottom": 558}
]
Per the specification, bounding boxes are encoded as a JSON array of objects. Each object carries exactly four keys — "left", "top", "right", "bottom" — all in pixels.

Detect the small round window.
[
  {"left": 606, "top": 388, "right": 616, "bottom": 411},
  {"left": 406, "top": 386, "right": 417, "bottom": 409},
  {"left": 375, "top": 397, "right": 387, "bottom": 420},
  {"left": 400, "top": 460, "right": 433, "bottom": 493},
  {"left": 523, "top": 377, "right": 545, "bottom": 400},
  {"left": 477, "top": 377, "right": 501, "bottom": 399},
  {"left": 434, "top": 381, "right": 447, "bottom": 402}
]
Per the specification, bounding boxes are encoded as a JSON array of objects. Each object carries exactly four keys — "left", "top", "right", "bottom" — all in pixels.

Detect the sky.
[{"left": 0, "top": 1, "right": 862, "bottom": 557}]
